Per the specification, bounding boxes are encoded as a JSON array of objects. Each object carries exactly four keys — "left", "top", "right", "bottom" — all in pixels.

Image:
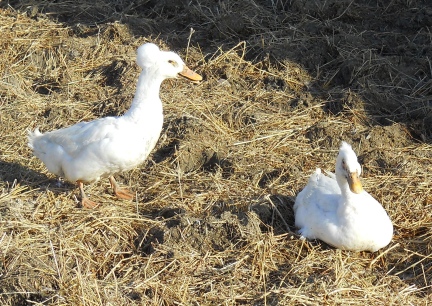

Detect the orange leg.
[
  {"left": 109, "top": 176, "right": 134, "bottom": 200},
  {"left": 78, "top": 180, "right": 98, "bottom": 209}
]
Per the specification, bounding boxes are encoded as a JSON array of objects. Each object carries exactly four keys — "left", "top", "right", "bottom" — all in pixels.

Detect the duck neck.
[
  {"left": 123, "top": 70, "right": 164, "bottom": 121},
  {"left": 336, "top": 174, "right": 355, "bottom": 199}
]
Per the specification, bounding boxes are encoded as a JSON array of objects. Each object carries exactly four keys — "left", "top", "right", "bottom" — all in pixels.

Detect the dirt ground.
[{"left": 0, "top": 0, "right": 431, "bottom": 305}]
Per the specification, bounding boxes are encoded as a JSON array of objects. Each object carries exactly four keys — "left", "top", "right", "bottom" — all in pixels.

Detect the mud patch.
[
  {"left": 250, "top": 195, "right": 296, "bottom": 234},
  {"left": 155, "top": 117, "right": 232, "bottom": 175},
  {"left": 359, "top": 124, "right": 415, "bottom": 175},
  {"left": 137, "top": 210, "right": 263, "bottom": 256}
]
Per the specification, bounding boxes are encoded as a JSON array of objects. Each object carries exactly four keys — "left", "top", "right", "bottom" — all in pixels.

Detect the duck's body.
[
  {"left": 28, "top": 43, "right": 202, "bottom": 208},
  {"left": 29, "top": 113, "right": 162, "bottom": 183},
  {"left": 294, "top": 142, "right": 393, "bottom": 252}
]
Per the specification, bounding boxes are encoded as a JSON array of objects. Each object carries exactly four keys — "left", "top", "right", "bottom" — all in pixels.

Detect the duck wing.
[
  {"left": 296, "top": 169, "right": 340, "bottom": 211},
  {"left": 28, "top": 117, "right": 122, "bottom": 179},
  {"left": 294, "top": 169, "right": 341, "bottom": 239},
  {"left": 30, "top": 117, "right": 119, "bottom": 158}
]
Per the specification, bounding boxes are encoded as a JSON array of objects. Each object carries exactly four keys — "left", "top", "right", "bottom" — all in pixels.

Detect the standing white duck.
[
  {"left": 28, "top": 43, "right": 202, "bottom": 208},
  {"left": 294, "top": 141, "right": 393, "bottom": 252}
]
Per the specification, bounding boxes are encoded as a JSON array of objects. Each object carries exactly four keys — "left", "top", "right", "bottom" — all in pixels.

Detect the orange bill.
[
  {"left": 179, "top": 65, "right": 202, "bottom": 81},
  {"left": 347, "top": 172, "right": 363, "bottom": 194}
]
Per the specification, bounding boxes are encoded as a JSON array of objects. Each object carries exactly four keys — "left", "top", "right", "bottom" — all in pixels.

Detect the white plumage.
[
  {"left": 28, "top": 43, "right": 202, "bottom": 208},
  {"left": 294, "top": 141, "right": 393, "bottom": 252}
]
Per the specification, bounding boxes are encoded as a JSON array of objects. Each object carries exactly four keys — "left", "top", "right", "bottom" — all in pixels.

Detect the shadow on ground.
[{"left": 3, "top": 0, "right": 431, "bottom": 141}]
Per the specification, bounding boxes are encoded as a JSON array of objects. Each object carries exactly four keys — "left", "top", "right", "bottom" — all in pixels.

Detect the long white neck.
[
  {"left": 336, "top": 172, "right": 355, "bottom": 199},
  {"left": 123, "top": 69, "right": 164, "bottom": 121}
]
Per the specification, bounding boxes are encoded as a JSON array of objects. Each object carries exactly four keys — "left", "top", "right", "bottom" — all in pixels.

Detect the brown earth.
[{"left": 0, "top": 0, "right": 431, "bottom": 305}]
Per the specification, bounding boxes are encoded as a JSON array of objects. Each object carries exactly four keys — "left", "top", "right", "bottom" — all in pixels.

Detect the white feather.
[
  {"left": 28, "top": 43, "right": 192, "bottom": 185},
  {"left": 294, "top": 142, "right": 393, "bottom": 252}
]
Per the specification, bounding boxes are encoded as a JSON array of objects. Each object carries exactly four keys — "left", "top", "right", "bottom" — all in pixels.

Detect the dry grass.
[{"left": 1, "top": 1, "right": 432, "bottom": 305}]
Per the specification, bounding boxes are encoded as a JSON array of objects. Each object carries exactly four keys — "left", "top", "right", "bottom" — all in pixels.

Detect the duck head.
[
  {"left": 136, "top": 43, "right": 202, "bottom": 82},
  {"left": 335, "top": 141, "right": 364, "bottom": 194}
]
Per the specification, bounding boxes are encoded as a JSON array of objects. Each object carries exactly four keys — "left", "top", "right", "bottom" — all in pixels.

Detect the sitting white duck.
[
  {"left": 294, "top": 141, "right": 393, "bottom": 252},
  {"left": 28, "top": 43, "right": 202, "bottom": 208}
]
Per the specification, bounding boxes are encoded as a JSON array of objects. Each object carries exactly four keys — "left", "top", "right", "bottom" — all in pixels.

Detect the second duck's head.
[
  {"left": 136, "top": 43, "right": 202, "bottom": 82},
  {"left": 336, "top": 141, "right": 364, "bottom": 194}
]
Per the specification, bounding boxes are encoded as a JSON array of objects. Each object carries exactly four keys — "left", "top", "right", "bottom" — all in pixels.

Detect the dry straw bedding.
[{"left": 0, "top": 1, "right": 432, "bottom": 305}]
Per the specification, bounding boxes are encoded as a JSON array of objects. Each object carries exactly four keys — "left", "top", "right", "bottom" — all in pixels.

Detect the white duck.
[
  {"left": 28, "top": 43, "right": 202, "bottom": 208},
  {"left": 294, "top": 141, "right": 393, "bottom": 252}
]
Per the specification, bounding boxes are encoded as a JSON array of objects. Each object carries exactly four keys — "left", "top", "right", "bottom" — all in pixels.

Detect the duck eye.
[{"left": 168, "top": 60, "right": 179, "bottom": 67}]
